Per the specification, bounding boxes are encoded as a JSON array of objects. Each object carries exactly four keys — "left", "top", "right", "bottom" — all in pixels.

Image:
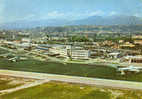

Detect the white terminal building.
[{"left": 49, "top": 45, "right": 90, "bottom": 59}]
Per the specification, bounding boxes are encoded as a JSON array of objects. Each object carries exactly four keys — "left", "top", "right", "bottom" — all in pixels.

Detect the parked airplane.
[
  {"left": 117, "top": 65, "right": 142, "bottom": 75},
  {"left": 8, "top": 56, "right": 27, "bottom": 62},
  {"left": 8, "top": 57, "right": 17, "bottom": 62}
]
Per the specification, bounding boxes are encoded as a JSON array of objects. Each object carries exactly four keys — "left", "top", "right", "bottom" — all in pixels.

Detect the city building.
[
  {"left": 124, "top": 56, "right": 142, "bottom": 63},
  {"left": 21, "top": 38, "right": 31, "bottom": 43},
  {"left": 71, "top": 50, "right": 90, "bottom": 59},
  {"left": 134, "top": 40, "right": 142, "bottom": 45},
  {"left": 132, "top": 35, "right": 142, "bottom": 39},
  {"left": 49, "top": 45, "right": 90, "bottom": 59},
  {"left": 49, "top": 45, "right": 67, "bottom": 57},
  {"left": 108, "top": 52, "right": 121, "bottom": 59},
  {"left": 120, "top": 42, "right": 135, "bottom": 48}
]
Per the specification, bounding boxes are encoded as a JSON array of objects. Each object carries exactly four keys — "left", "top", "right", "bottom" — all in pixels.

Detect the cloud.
[
  {"left": 39, "top": 10, "right": 106, "bottom": 20},
  {"left": 88, "top": 10, "right": 105, "bottom": 16},
  {"left": 109, "top": 11, "right": 118, "bottom": 16},
  {"left": 23, "top": 14, "right": 36, "bottom": 20},
  {"left": 42, "top": 11, "right": 65, "bottom": 19},
  {"left": 134, "top": 13, "right": 141, "bottom": 17},
  {"left": 47, "top": 11, "right": 64, "bottom": 17}
]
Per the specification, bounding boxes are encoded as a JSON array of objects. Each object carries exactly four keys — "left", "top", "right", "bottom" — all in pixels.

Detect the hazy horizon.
[{"left": 0, "top": 0, "right": 142, "bottom": 24}]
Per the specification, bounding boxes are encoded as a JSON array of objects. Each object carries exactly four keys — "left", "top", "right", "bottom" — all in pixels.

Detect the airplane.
[
  {"left": 8, "top": 56, "right": 27, "bottom": 62},
  {"left": 117, "top": 65, "right": 142, "bottom": 74},
  {"left": 117, "top": 58, "right": 142, "bottom": 75},
  {"left": 8, "top": 57, "right": 17, "bottom": 62}
]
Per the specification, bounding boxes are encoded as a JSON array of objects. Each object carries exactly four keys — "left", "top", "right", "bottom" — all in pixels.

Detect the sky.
[{"left": 0, "top": 0, "right": 142, "bottom": 23}]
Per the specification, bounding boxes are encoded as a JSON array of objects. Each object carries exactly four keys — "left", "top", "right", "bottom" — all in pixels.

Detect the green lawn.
[
  {"left": 1, "top": 57, "right": 142, "bottom": 82},
  {"left": 0, "top": 49, "right": 8, "bottom": 54},
  {"left": 0, "top": 82, "right": 111, "bottom": 99},
  {"left": 1, "top": 82, "right": 142, "bottom": 99}
]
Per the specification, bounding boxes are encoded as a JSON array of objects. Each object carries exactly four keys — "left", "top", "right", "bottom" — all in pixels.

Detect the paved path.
[
  {"left": 0, "top": 79, "right": 50, "bottom": 95},
  {"left": 0, "top": 69, "right": 142, "bottom": 90}
]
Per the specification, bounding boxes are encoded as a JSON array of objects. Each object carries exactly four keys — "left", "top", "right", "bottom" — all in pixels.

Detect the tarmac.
[{"left": 0, "top": 69, "right": 142, "bottom": 90}]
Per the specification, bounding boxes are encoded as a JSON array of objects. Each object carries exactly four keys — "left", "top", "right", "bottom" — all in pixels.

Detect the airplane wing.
[
  {"left": 134, "top": 67, "right": 142, "bottom": 69},
  {"left": 118, "top": 68, "right": 140, "bottom": 72},
  {"left": 118, "top": 68, "right": 129, "bottom": 71}
]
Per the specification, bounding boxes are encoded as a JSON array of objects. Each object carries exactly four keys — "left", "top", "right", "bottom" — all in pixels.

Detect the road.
[{"left": 0, "top": 69, "right": 142, "bottom": 90}]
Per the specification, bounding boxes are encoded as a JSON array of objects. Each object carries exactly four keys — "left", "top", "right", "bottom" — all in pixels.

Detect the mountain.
[
  {"left": 71, "top": 15, "right": 142, "bottom": 25},
  {"left": 0, "top": 15, "right": 142, "bottom": 29},
  {"left": 70, "top": 16, "right": 105, "bottom": 25}
]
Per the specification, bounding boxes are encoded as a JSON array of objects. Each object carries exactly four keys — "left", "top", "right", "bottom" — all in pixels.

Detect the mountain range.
[{"left": 0, "top": 15, "right": 142, "bottom": 29}]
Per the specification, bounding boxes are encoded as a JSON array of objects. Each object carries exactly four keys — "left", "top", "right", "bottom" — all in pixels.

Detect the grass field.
[
  {"left": 1, "top": 82, "right": 142, "bottom": 99},
  {"left": 0, "top": 48, "right": 8, "bottom": 54},
  {"left": 1, "top": 57, "right": 142, "bottom": 82}
]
